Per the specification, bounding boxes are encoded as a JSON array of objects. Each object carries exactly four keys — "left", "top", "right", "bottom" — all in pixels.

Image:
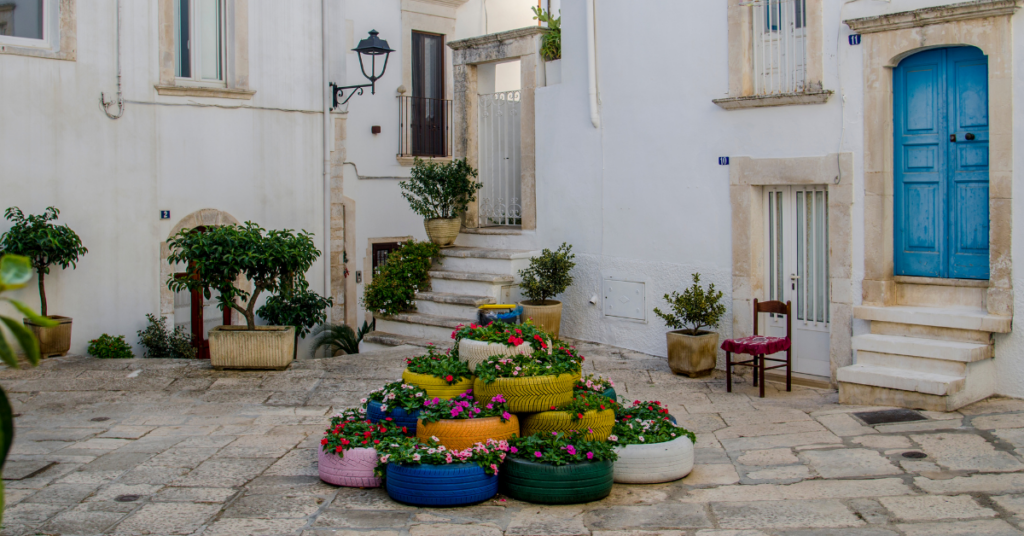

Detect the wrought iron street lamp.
[{"left": 330, "top": 30, "right": 394, "bottom": 110}]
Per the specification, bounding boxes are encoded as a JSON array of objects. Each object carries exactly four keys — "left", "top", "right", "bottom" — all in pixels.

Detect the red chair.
[{"left": 722, "top": 299, "right": 792, "bottom": 398}]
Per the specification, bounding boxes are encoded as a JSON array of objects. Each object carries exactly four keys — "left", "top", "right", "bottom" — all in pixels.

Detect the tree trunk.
[{"left": 37, "top": 269, "right": 46, "bottom": 317}]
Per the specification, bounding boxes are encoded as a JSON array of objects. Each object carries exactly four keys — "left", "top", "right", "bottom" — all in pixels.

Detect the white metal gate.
[
  {"left": 478, "top": 90, "right": 522, "bottom": 227},
  {"left": 749, "top": 0, "right": 807, "bottom": 95},
  {"left": 763, "top": 185, "right": 830, "bottom": 377}
]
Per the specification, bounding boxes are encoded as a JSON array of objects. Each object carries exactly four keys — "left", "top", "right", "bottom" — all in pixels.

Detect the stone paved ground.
[{"left": 4, "top": 343, "right": 1024, "bottom": 535}]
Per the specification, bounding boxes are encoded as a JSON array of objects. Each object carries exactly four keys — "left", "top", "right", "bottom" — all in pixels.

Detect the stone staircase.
[
  {"left": 838, "top": 280, "right": 1011, "bottom": 412},
  {"left": 362, "top": 228, "right": 538, "bottom": 351}
]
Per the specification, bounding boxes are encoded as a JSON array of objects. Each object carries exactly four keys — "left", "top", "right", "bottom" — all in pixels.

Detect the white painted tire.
[
  {"left": 458, "top": 339, "right": 532, "bottom": 372},
  {"left": 612, "top": 435, "right": 694, "bottom": 484}
]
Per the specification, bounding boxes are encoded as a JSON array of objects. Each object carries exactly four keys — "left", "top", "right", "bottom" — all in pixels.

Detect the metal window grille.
[
  {"left": 372, "top": 242, "right": 402, "bottom": 274},
  {"left": 398, "top": 96, "right": 452, "bottom": 158},
  {"left": 748, "top": 0, "right": 807, "bottom": 95}
]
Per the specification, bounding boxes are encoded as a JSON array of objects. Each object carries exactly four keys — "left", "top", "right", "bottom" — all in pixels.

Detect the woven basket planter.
[
  {"left": 520, "top": 301, "right": 563, "bottom": 339},
  {"left": 318, "top": 446, "right": 381, "bottom": 488},
  {"left": 24, "top": 316, "right": 73, "bottom": 357},
  {"left": 473, "top": 373, "right": 576, "bottom": 414},
  {"left": 520, "top": 409, "right": 614, "bottom": 441},
  {"left": 366, "top": 400, "right": 420, "bottom": 435},
  {"left": 416, "top": 415, "right": 519, "bottom": 451},
  {"left": 424, "top": 218, "right": 461, "bottom": 248},
  {"left": 613, "top": 434, "right": 694, "bottom": 484},
  {"left": 208, "top": 326, "right": 295, "bottom": 370},
  {"left": 457, "top": 338, "right": 532, "bottom": 372},
  {"left": 401, "top": 369, "right": 474, "bottom": 400},
  {"left": 500, "top": 458, "right": 613, "bottom": 504},
  {"left": 386, "top": 463, "right": 497, "bottom": 506}
]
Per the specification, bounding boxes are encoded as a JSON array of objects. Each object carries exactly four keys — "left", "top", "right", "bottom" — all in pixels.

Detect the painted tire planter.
[
  {"left": 520, "top": 409, "right": 615, "bottom": 441},
  {"left": 386, "top": 463, "right": 497, "bottom": 506},
  {"left": 600, "top": 387, "right": 617, "bottom": 401},
  {"left": 400, "top": 369, "right": 474, "bottom": 400},
  {"left": 458, "top": 338, "right": 532, "bottom": 372},
  {"left": 613, "top": 434, "right": 695, "bottom": 484},
  {"left": 473, "top": 373, "right": 577, "bottom": 413},
  {"left": 318, "top": 446, "right": 381, "bottom": 488},
  {"left": 366, "top": 400, "right": 420, "bottom": 435},
  {"left": 500, "top": 458, "right": 613, "bottom": 504},
  {"left": 416, "top": 415, "right": 520, "bottom": 451}
]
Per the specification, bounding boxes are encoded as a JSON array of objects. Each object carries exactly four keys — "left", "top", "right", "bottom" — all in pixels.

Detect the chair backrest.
[{"left": 753, "top": 298, "right": 792, "bottom": 340}]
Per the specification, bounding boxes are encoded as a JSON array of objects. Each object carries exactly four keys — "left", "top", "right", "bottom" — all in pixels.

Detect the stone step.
[
  {"left": 836, "top": 363, "right": 966, "bottom": 397},
  {"left": 435, "top": 247, "right": 536, "bottom": 275},
  {"left": 852, "top": 334, "right": 992, "bottom": 363},
  {"left": 454, "top": 228, "right": 538, "bottom": 250},
  {"left": 374, "top": 312, "right": 466, "bottom": 341},
  {"left": 414, "top": 291, "right": 494, "bottom": 306},
  {"left": 361, "top": 331, "right": 450, "bottom": 350},
  {"left": 428, "top": 270, "right": 516, "bottom": 298},
  {"left": 414, "top": 291, "right": 493, "bottom": 321},
  {"left": 428, "top": 270, "right": 516, "bottom": 283},
  {"left": 854, "top": 305, "right": 1011, "bottom": 333}
]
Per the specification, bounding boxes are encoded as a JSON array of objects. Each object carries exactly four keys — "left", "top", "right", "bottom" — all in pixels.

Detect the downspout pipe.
[
  {"left": 322, "top": 0, "right": 332, "bottom": 325},
  {"left": 586, "top": 0, "right": 599, "bottom": 128}
]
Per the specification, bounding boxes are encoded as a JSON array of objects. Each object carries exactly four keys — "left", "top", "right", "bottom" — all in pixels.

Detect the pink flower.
[
  {"left": 586, "top": 451, "right": 594, "bottom": 459},
  {"left": 534, "top": 451, "right": 542, "bottom": 458},
  {"left": 502, "top": 411, "right": 512, "bottom": 420},
  {"left": 566, "top": 445, "right": 576, "bottom": 455},
  {"left": 510, "top": 446, "right": 518, "bottom": 453}
]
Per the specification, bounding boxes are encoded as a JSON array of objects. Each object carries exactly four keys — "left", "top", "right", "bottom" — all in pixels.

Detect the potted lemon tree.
[
  {"left": 518, "top": 243, "right": 575, "bottom": 339},
  {"left": 653, "top": 274, "right": 726, "bottom": 377},
  {"left": 399, "top": 158, "right": 482, "bottom": 247}
]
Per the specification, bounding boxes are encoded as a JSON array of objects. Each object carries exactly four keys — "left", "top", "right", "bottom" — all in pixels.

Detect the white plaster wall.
[{"left": 455, "top": 0, "right": 538, "bottom": 39}]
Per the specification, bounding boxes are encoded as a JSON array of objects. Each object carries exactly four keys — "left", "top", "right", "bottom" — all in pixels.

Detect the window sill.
[
  {"left": 155, "top": 85, "right": 256, "bottom": 100},
  {"left": 713, "top": 90, "right": 833, "bottom": 110},
  {"left": 0, "top": 43, "right": 73, "bottom": 61},
  {"left": 397, "top": 155, "right": 453, "bottom": 167}
]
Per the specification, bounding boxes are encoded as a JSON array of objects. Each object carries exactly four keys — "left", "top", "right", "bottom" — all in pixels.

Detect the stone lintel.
[{"left": 845, "top": 0, "right": 1021, "bottom": 34}]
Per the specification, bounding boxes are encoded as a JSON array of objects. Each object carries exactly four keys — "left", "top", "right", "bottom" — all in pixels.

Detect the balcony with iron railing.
[{"left": 398, "top": 96, "right": 452, "bottom": 164}]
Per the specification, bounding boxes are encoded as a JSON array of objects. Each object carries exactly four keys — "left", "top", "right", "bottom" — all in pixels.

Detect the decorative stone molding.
[
  {"left": 845, "top": 0, "right": 1021, "bottom": 34},
  {"left": 714, "top": 90, "right": 834, "bottom": 110},
  {"left": 154, "top": 86, "right": 256, "bottom": 100},
  {"left": 397, "top": 155, "right": 453, "bottom": 167},
  {"left": 0, "top": 0, "right": 76, "bottom": 61},
  {"left": 449, "top": 26, "right": 548, "bottom": 50}
]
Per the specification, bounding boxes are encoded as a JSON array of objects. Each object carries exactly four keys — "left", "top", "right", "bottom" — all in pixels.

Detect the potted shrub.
[
  {"left": 0, "top": 207, "right": 87, "bottom": 357},
  {"left": 452, "top": 320, "right": 548, "bottom": 372},
  {"left": 472, "top": 345, "right": 581, "bottom": 413},
  {"left": 501, "top": 431, "right": 617, "bottom": 504},
  {"left": 400, "top": 346, "right": 474, "bottom": 400},
  {"left": 575, "top": 374, "right": 616, "bottom": 401},
  {"left": 653, "top": 273, "right": 726, "bottom": 377},
  {"left": 518, "top": 243, "right": 575, "bottom": 339},
  {"left": 532, "top": 6, "right": 562, "bottom": 84},
  {"left": 257, "top": 279, "right": 333, "bottom": 360},
  {"left": 379, "top": 437, "right": 508, "bottom": 507},
  {"left": 166, "top": 222, "right": 320, "bottom": 370},
  {"left": 415, "top": 391, "right": 518, "bottom": 450},
  {"left": 318, "top": 408, "right": 406, "bottom": 488},
  {"left": 362, "top": 240, "right": 440, "bottom": 317},
  {"left": 364, "top": 381, "right": 428, "bottom": 435},
  {"left": 399, "top": 158, "right": 482, "bottom": 247},
  {"left": 520, "top": 391, "right": 617, "bottom": 441},
  {"left": 609, "top": 400, "right": 696, "bottom": 484}
]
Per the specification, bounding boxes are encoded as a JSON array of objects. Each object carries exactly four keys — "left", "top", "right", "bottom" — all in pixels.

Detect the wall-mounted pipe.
[
  {"left": 586, "top": 0, "right": 599, "bottom": 128},
  {"left": 322, "top": 0, "right": 332, "bottom": 324}
]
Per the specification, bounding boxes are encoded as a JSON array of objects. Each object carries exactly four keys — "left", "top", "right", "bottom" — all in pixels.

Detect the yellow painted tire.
[
  {"left": 472, "top": 373, "right": 577, "bottom": 414},
  {"left": 416, "top": 415, "right": 520, "bottom": 451},
  {"left": 401, "top": 369, "right": 474, "bottom": 400},
  {"left": 520, "top": 409, "right": 615, "bottom": 441}
]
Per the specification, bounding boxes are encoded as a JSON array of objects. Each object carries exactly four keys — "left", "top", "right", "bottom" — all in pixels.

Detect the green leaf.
[
  {"left": 0, "top": 333, "right": 17, "bottom": 369},
  {"left": 0, "top": 317, "right": 40, "bottom": 366},
  {"left": 0, "top": 255, "right": 32, "bottom": 291},
  {"left": 4, "top": 299, "right": 56, "bottom": 327},
  {"left": 0, "top": 387, "right": 14, "bottom": 474}
]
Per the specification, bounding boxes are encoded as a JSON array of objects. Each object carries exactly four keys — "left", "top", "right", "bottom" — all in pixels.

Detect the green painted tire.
[
  {"left": 473, "top": 373, "right": 577, "bottom": 413},
  {"left": 520, "top": 409, "right": 614, "bottom": 441},
  {"left": 499, "top": 458, "right": 613, "bottom": 504}
]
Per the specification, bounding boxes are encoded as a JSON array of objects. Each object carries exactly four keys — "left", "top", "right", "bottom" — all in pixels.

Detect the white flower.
[
  {"left": 413, "top": 453, "right": 421, "bottom": 461},
  {"left": 608, "top": 435, "right": 618, "bottom": 442},
  {"left": 431, "top": 435, "right": 440, "bottom": 442},
  {"left": 415, "top": 392, "right": 424, "bottom": 397},
  {"left": 360, "top": 398, "right": 368, "bottom": 403},
  {"left": 639, "top": 436, "right": 645, "bottom": 442},
  {"left": 380, "top": 404, "right": 388, "bottom": 411}
]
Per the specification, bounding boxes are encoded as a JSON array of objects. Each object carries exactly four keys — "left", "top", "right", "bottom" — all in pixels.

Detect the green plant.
[
  {"left": 418, "top": 392, "right": 512, "bottom": 424},
  {"left": 653, "top": 273, "right": 726, "bottom": 336},
  {"left": 506, "top": 430, "right": 616, "bottom": 466},
  {"left": 137, "top": 314, "right": 196, "bottom": 359},
  {"left": 257, "top": 281, "right": 332, "bottom": 338},
  {"left": 310, "top": 322, "right": 371, "bottom": 357},
  {"left": 399, "top": 158, "right": 482, "bottom": 220},
  {"left": 320, "top": 413, "right": 407, "bottom": 459},
  {"left": 405, "top": 347, "right": 472, "bottom": 384},
  {"left": 575, "top": 374, "right": 615, "bottom": 394},
  {"left": 166, "top": 222, "right": 320, "bottom": 330},
  {"left": 365, "top": 381, "right": 430, "bottom": 413},
  {"left": 532, "top": 6, "right": 561, "bottom": 61},
  {"left": 554, "top": 391, "right": 618, "bottom": 422},
  {"left": 452, "top": 320, "right": 549, "bottom": 350},
  {"left": 361, "top": 240, "right": 440, "bottom": 317},
  {"left": 377, "top": 436, "right": 510, "bottom": 476},
  {"left": 611, "top": 400, "right": 696, "bottom": 446},
  {"left": 87, "top": 334, "right": 134, "bottom": 359},
  {"left": 518, "top": 243, "right": 575, "bottom": 304},
  {"left": 0, "top": 207, "right": 88, "bottom": 317},
  {"left": 474, "top": 345, "right": 583, "bottom": 384}
]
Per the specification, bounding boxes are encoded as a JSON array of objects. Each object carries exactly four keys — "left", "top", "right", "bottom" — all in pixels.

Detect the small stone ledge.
[
  {"left": 448, "top": 26, "right": 548, "bottom": 50},
  {"left": 713, "top": 90, "right": 833, "bottom": 110},
  {"left": 154, "top": 85, "right": 256, "bottom": 100},
  {"left": 845, "top": 0, "right": 1021, "bottom": 34},
  {"left": 396, "top": 155, "right": 453, "bottom": 167}
]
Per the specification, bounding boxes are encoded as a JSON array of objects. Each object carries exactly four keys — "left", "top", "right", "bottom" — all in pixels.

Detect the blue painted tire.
[
  {"left": 367, "top": 400, "right": 420, "bottom": 435},
  {"left": 601, "top": 387, "right": 617, "bottom": 401},
  {"left": 385, "top": 463, "right": 498, "bottom": 507}
]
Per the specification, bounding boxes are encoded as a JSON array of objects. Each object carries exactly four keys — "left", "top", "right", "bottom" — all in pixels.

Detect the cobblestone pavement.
[{"left": 4, "top": 343, "right": 1024, "bottom": 535}]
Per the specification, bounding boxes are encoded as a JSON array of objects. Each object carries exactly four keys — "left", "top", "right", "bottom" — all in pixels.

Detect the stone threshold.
[{"left": 713, "top": 90, "right": 833, "bottom": 110}]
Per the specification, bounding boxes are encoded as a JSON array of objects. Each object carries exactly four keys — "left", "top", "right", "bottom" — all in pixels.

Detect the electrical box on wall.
[{"left": 603, "top": 280, "right": 646, "bottom": 321}]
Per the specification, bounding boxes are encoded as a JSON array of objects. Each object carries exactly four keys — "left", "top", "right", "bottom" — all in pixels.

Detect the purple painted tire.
[{"left": 318, "top": 446, "right": 381, "bottom": 488}]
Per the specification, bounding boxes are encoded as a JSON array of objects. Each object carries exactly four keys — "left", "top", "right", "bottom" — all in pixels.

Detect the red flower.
[
  {"left": 362, "top": 440, "right": 368, "bottom": 444},
  {"left": 364, "top": 431, "right": 372, "bottom": 438},
  {"left": 600, "top": 405, "right": 605, "bottom": 410},
  {"left": 445, "top": 375, "right": 454, "bottom": 382},
  {"left": 550, "top": 406, "right": 556, "bottom": 410},
  {"left": 321, "top": 438, "right": 329, "bottom": 445},
  {"left": 577, "top": 413, "right": 584, "bottom": 419},
  {"left": 335, "top": 446, "right": 343, "bottom": 453},
  {"left": 373, "top": 439, "right": 380, "bottom": 444},
  {"left": 341, "top": 439, "right": 350, "bottom": 445},
  {"left": 385, "top": 417, "right": 393, "bottom": 421},
  {"left": 402, "top": 426, "right": 408, "bottom": 433}
]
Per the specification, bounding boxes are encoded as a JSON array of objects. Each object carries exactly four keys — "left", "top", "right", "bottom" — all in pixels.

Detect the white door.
[
  {"left": 478, "top": 90, "right": 522, "bottom": 227},
  {"left": 763, "top": 185, "right": 831, "bottom": 377}
]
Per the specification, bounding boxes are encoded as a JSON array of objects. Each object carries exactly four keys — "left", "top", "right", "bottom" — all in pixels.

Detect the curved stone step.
[
  {"left": 837, "top": 363, "right": 965, "bottom": 396},
  {"left": 852, "top": 334, "right": 992, "bottom": 363}
]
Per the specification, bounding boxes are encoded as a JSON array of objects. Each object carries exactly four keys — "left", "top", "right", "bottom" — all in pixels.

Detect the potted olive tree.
[
  {"left": 653, "top": 274, "right": 726, "bottom": 377},
  {"left": 166, "top": 222, "right": 320, "bottom": 370},
  {"left": 399, "top": 158, "right": 482, "bottom": 247},
  {"left": 518, "top": 243, "right": 575, "bottom": 339},
  {"left": 0, "top": 207, "right": 87, "bottom": 357}
]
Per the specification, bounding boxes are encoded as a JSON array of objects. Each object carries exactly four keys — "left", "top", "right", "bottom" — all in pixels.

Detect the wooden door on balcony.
[{"left": 411, "top": 31, "right": 446, "bottom": 157}]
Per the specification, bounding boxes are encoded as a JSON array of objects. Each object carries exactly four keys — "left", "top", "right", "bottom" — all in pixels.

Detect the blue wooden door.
[{"left": 894, "top": 47, "right": 989, "bottom": 280}]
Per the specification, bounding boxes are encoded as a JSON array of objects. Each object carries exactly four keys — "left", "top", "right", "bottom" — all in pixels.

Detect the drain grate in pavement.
[
  {"left": 853, "top": 409, "right": 927, "bottom": 425},
  {"left": 902, "top": 451, "right": 928, "bottom": 459},
  {"left": 115, "top": 495, "right": 141, "bottom": 502}
]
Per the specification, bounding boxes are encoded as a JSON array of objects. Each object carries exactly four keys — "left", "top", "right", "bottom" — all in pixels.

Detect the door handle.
[
  {"left": 790, "top": 274, "right": 800, "bottom": 280},
  {"left": 950, "top": 134, "right": 957, "bottom": 142},
  {"left": 965, "top": 133, "right": 976, "bottom": 141}
]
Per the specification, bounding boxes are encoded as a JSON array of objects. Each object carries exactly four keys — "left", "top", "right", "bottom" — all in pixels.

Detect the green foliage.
[
  {"left": 474, "top": 345, "right": 583, "bottom": 384},
  {"left": 405, "top": 346, "right": 472, "bottom": 384},
  {"left": 452, "top": 320, "right": 549, "bottom": 350},
  {"left": 611, "top": 400, "right": 696, "bottom": 446},
  {"left": 399, "top": 158, "right": 482, "bottom": 220},
  {"left": 166, "top": 222, "right": 321, "bottom": 330},
  {"left": 518, "top": 243, "right": 575, "bottom": 304},
  {"left": 0, "top": 207, "right": 88, "bottom": 316},
  {"left": 137, "top": 313, "right": 196, "bottom": 359},
  {"left": 320, "top": 412, "right": 407, "bottom": 459},
  {"left": 377, "top": 436, "right": 510, "bottom": 476},
  {"left": 87, "top": 334, "right": 134, "bottom": 359},
  {"left": 418, "top": 391, "right": 512, "bottom": 424},
  {"left": 532, "top": 6, "right": 561, "bottom": 61},
  {"left": 257, "top": 281, "right": 332, "bottom": 339},
  {"left": 507, "top": 430, "right": 617, "bottom": 466},
  {"left": 361, "top": 240, "right": 440, "bottom": 317},
  {"left": 653, "top": 273, "right": 726, "bottom": 336},
  {"left": 366, "top": 381, "right": 430, "bottom": 413},
  {"left": 310, "top": 322, "right": 370, "bottom": 356},
  {"left": 556, "top": 391, "right": 619, "bottom": 422},
  {"left": 575, "top": 374, "right": 615, "bottom": 394}
]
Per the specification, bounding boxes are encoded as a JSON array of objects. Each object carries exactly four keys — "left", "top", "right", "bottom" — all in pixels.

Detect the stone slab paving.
[{"left": 3, "top": 342, "right": 1024, "bottom": 535}]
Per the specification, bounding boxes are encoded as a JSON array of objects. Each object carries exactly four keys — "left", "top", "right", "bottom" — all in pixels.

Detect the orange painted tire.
[
  {"left": 472, "top": 373, "right": 577, "bottom": 414},
  {"left": 520, "top": 409, "right": 615, "bottom": 441},
  {"left": 416, "top": 415, "right": 520, "bottom": 451},
  {"left": 401, "top": 369, "right": 474, "bottom": 400}
]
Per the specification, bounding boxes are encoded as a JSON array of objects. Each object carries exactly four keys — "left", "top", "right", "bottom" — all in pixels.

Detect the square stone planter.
[
  {"left": 208, "top": 326, "right": 295, "bottom": 370},
  {"left": 667, "top": 330, "right": 718, "bottom": 377},
  {"left": 24, "top": 316, "right": 73, "bottom": 357}
]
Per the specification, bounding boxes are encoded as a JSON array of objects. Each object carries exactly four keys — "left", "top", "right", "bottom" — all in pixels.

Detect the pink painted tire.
[{"left": 318, "top": 446, "right": 381, "bottom": 488}]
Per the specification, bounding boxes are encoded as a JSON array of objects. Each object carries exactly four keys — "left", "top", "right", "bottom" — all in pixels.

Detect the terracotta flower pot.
[
  {"left": 666, "top": 330, "right": 718, "bottom": 377},
  {"left": 416, "top": 415, "right": 519, "bottom": 451},
  {"left": 208, "top": 326, "right": 295, "bottom": 370},
  {"left": 520, "top": 300, "right": 562, "bottom": 339},
  {"left": 24, "top": 316, "right": 73, "bottom": 357},
  {"left": 424, "top": 218, "right": 461, "bottom": 248}
]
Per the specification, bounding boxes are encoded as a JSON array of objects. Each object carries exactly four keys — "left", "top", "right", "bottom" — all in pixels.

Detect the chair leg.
[
  {"left": 726, "top": 351, "right": 732, "bottom": 393},
  {"left": 759, "top": 355, "right": 766, "bottom": 398},
  {"left": 786, "top": 348, "right": 792, "bottom": 392},
  {"left": 752, "top": 355, "right": 758, "bottom": 387}
]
